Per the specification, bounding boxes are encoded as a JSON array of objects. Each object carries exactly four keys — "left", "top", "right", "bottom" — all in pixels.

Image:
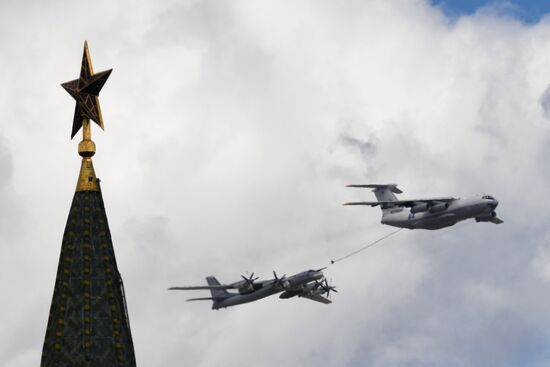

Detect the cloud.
[
  {"left": 0, "top": 137, "right": 46, "bottom": 367},
  {"left": 339, "top": 133, "right": 377, "bottom": 159},
  {"left": 1, "top": 0, "right": 550, "bottom": 366},
  {"left": 539, "top": 83, "right": 550, "bottom": 119}
]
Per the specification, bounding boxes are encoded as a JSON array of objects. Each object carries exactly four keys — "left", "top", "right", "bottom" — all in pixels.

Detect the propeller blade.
[
  {"left": 318, "top": 278, "right": 337, "bottom": 297},
  {"left": 272, "top": 271, "right": 288, "bottom": 289},
  {"left": 239, "top": 272, "right": 259, "bottom": 288}
]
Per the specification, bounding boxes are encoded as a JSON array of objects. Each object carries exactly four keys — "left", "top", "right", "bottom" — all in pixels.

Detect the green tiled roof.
[{"left": 41, "top": 190, "right": 136, "bottom": 366}]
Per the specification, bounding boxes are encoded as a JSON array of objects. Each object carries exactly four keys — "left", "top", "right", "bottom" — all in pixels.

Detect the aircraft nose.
[{"left": 490, "top": 199, "right": 498, "bottom": 209}]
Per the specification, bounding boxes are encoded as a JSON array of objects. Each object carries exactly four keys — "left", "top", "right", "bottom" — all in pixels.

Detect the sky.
[
  {"left": 1, "top": 0, "right": 550, "bottom": 366},
  {"left": 432, "top": 0, "right": 550, "bottom": 23}
]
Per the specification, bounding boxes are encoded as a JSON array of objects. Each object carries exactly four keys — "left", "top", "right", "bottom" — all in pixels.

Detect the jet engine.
[
  {"left": 411, "top": 203, "right": 430, "bottom": 213},
  {"left": 429, "top": 202, "right": 448, "bottom": 213},
  {"left": 475, "top": 211, "right": 496, "bottom": 222}
]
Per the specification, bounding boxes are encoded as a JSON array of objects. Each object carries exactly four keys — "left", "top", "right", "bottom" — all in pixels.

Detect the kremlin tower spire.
[{"left": 41, "top": 41, "right": 136, "bottom": 367}]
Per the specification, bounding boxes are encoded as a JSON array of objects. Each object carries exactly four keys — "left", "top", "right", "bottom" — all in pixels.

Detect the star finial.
[{"left": 62, "top": 41, "right": 112, "bottom": 139}]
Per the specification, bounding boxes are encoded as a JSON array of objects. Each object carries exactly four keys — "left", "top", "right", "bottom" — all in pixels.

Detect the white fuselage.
[{"left": 381, "top": 196, "right": 498, "bottom": 230}]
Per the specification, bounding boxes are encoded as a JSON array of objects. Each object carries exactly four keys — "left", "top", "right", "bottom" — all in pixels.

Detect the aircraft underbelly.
[
  {"left": 383, "top": 211, "right": 457, "bottom": 230},
  {"left": 418, "top": 214, "right": 458, "bottom": 229},
  {"left": 381, "top": 211, "right": 410, "bottom": 228},
  {"left": 216, "top": 286, "right": 279, "bottom": 308},
  {"left": 413, "top": 205, "right": 485, "bottom": 229}
]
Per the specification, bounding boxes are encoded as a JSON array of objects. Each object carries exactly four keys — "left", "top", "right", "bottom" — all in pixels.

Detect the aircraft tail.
[
  {"left": 347, "top": 184, "right": 402, "bottom": 202},
  {"left": 206, "top": 276, "right": 231, "bottom": 300}
]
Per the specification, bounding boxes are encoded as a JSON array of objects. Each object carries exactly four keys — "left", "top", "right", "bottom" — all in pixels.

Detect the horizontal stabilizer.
[
  {"left": 186, "top": 297, "right": 215, "bottom": 302},
  {"left": 343, "top": 202, "right": 379, "bottom": 206},
  {"left": 346, "top": 184, "right": 403, "bottom": 194}
]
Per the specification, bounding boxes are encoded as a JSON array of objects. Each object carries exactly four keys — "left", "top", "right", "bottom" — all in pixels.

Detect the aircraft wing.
[
  {"left": 168, "top": 285, "right": 233, "bottom": 290},
  {"left": 300, "top": 293, "right": 332, "bottom": 304},
  {"left": 489, "top": 216, "right": 504, "bottom": 224},
  {"left": 343, "top": 197, "right": 456, "bottom": 207}
]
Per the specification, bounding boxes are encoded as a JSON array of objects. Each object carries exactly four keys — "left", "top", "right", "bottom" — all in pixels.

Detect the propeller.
[
  {"left": 273, "top": 271, "right": 288, "bottom": 289},
  {"left": 240, "top": 272, "right": 259, "bottom": 285},
  {"left": 319, "top": 279, "right": 338, "bottom": 298},
  {"left": 237, "top": 272, "right": 259, "bottom": 291}
]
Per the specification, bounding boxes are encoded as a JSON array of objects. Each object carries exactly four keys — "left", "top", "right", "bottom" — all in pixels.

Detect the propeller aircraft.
[{"left": 169, "top": 268, "right": 336, "bottom": 309}]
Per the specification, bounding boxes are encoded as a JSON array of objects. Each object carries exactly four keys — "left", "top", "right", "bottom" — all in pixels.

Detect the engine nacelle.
[
  {"left": 279, "top": 291, "right": 296, "bottom": 299},
  {"left": 231, "top": 280, "right": 258, "bottom": 294},
  {"left": 237, "top": 283, "right": 255, "bottom": 294},
  {"left": 429, "top": 202, "right": 448, "bottom": 213},
  {"left": 475, "top": 211, "right": 496, "bottom": 222},
  {"left": 411, "top": 203, "right": 430, "bottom": 213}
]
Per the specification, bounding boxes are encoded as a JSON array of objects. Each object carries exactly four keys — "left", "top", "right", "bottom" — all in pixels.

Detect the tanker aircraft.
[
  {"left": 344, "top": 184, "right": 503, "bottom": 230},
  {"left": 169, "top": 268, "right": 336, "bottom": 309}
]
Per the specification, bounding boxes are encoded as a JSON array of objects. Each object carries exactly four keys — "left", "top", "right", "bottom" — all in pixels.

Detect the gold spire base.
[
  {"left": 76, "top": 157, "right": 100, "bottom": 192},
  {"left": 78, "top": 139, "right": 96, "bottom": 158},
  {"left": 78, "top": 119, "right": 96, "bottom": 158},
  {"left": 75, "top": 119, "right": 100, "bottom": 192}
]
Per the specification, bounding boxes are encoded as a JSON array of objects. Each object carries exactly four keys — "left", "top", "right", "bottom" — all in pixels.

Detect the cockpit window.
[{"left": 482, "top": 195, "right": 494, "bottom": 200}]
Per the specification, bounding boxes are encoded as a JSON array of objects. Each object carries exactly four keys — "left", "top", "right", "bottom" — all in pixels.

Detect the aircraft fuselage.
[
  {"left": 381, "top": 196, "right": 498, "bottom": 230},
  {"left": 212, "top": 270, "right": 324, "bottom": 309}
]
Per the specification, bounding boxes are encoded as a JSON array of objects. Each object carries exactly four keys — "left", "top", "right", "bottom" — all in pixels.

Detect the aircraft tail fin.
[
  {"left": 206, "top": 276, "right": 231, "bottom": 300},
  {"left": 346, "top": 184, "right": 402, "bottom": 205}
]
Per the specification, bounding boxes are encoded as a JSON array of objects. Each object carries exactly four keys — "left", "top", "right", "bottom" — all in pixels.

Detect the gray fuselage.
[{"left": 212, "top": 270, "right": 324, "bottom": 309}]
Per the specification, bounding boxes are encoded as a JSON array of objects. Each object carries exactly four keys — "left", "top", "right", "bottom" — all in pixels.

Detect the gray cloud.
[
  {"left": 540, "top": 83, "right": 550, "bottom": 120},
  {"left": 340, "top": 133, "right": 377, "bottom": 158}
]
